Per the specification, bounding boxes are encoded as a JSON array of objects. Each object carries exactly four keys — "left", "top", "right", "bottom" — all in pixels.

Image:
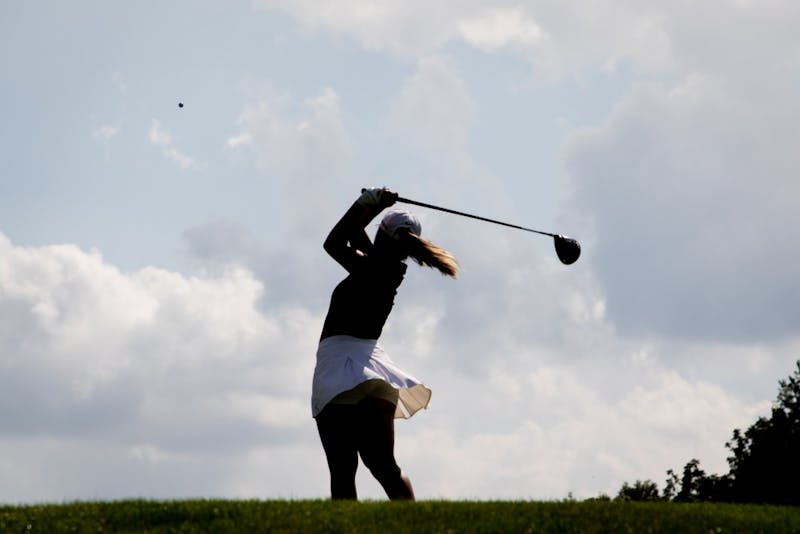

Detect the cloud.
[
  {"left": 563, "top": 74, "right": 800, "bottom": 341},
  {"left": 655, "top": 1, "right": 800, "bottom": 83},
  {"left": 394, "top": 55, "right": 475, "bottom": 155},
  {"left": 389, "top": 53, "right": 505, "bottom": 205},
  {"left": 254, "top": 0, "right": 464, "bottom": 56},
  {"left": 256, "top": 1, "right": 800, "bottom": 83},
  {"left": 227, "top": 87, "right": 350, "bottom": 182},
  {"left": 253, "top": 1, "right": 669, "bottom": 75},
  {"left": 252, "top": 1, "right": 606, "bottom": 67},
  {"left": 93, "top": 124, "right": 120, "bottom": 159},
  {"left": 0, "top": 232, "right": 321, "bottom": 499},
  {"left": 148, "top": 119, "right": 200, "bottom": 170},
  {"left": 226, "top": 87, "right": 352, "bottom": 240},
  {"left": 182, "top": 220, "right": 266, "bottom": 269},
  {"left": 180, "top": 220, "right": 324, "bottom": 307},
  {"left": 398, "top": 360, "right": 769, "bottom": 500},
  {"left": 93, "top": 124, "right": 119, "bottom": 142},
  {"left": 457, "top": 7, "right": 543, "bottom": 52}
]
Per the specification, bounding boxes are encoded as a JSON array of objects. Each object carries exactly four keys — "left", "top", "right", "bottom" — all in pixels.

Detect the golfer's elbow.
[
  {"left": 323, "top": 239, "right": 336, "bottom": 258},
  {"left": 323, "top": 234, "right": 344, "bottom": 260}
]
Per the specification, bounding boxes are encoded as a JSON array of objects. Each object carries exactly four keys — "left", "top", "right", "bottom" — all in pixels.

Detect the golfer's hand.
[{"left": 358, "top": 187, "right": 398, "bottom": 209}]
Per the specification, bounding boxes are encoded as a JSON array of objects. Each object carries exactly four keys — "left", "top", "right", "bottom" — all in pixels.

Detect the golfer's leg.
[
  {"left": 315, "top": 404, "right": 358, "bottom": 500},
  {"left": 357, "top": 397, "right": 415, "bottom": 500}
]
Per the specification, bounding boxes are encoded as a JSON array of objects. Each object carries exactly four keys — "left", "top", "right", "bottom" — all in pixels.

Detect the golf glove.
[{"left": 357, "top": 187, "right": 397, "bottom": 208}]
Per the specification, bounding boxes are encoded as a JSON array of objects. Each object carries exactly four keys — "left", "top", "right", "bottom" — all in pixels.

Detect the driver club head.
[{"left": 554, "top": 235, "right": 581, "bottom": 265}]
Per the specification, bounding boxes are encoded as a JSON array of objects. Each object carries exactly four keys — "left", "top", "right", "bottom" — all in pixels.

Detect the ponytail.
[{"left": 404, "top": 233, "right": 459, "bottom": 278}]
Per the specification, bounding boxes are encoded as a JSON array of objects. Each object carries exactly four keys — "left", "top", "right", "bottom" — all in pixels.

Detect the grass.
[{"left": 1, "top": 499, "right": 799, "bottom": 533}]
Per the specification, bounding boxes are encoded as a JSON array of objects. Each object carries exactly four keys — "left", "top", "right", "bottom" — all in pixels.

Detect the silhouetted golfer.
[{"left": 312, "top": 187, "right": 458, "bottom": 500}]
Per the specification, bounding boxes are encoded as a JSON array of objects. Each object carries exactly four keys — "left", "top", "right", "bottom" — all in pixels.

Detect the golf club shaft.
[{"left": 396, "top": 196, "right": 557, "bottom": 238}]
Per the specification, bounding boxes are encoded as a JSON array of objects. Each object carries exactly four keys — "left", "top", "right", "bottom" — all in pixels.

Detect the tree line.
[{"left": 616, "top": 360, "right": 800, "bottom": 505}]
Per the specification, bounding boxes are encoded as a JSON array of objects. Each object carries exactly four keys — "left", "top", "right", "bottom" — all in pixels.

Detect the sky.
[{"left": 1, "top": 0, "right": 799, "bottom": 502}]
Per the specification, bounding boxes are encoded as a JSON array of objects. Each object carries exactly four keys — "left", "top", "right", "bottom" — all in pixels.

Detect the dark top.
[{"left": 320, "top": 254, "right": 407, "bottom": 341}]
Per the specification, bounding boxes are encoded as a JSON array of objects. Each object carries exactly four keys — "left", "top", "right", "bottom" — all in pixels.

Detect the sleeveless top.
[{"left": 320, "top": 254, "right": 407, "bottom": 341}]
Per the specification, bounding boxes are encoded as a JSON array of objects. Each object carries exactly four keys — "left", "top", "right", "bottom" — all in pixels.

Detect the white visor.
[{"left": 379, "top": 210, "right": 422, "bottom": 240}]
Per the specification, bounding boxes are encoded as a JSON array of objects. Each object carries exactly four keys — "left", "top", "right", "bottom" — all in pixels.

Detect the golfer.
[{"left": 311, "top": 187, "right": 458, "bottom": 500}]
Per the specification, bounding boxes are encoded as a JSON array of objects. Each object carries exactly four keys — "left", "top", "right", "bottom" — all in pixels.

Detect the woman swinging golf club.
[{"left": 312, "top": 187, "right": 458, "bottom": 500}]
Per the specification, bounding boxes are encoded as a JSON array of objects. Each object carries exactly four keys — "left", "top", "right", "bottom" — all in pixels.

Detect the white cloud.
[
  {"left": 0, "top": 232, "right": 321, "bottom": 499},
  {"left": 148, "top": 119, "right": 172, "bottom": 146},
  {"left": 656, "top": 0, "right": 800, "bottom": 84},
  {"left": 563, "top": 74, "right": 800, "bottom": 341},
  {"left": 397, "top": 361, "right": 769, "bottom": 500},
  {"left": 256, "top": 1, "right": 800, "bottom": 83},
  {"left": 458, "top": 6, "right": 544, "bottom": 52},
  {"left": 389, "top": 53, "right": 502, "bottom": 204},
  {"left": 394, "top": 55, "right": 475, "bottom": 154},
  {"left": 226, "top": 87, "right": 352, "bottom": 239},
  {"left": 254, "top": 0, "right": 671, "bottom": 76},
  {"left": 92, "top": 124, "right": 120, "bottom": 160},
  {"left": 93, "top": 124, "right": 119, "bottom": 142},
  {"left": 182, "top": 220, "right": 265, "bottom": 269},
  {"left": 255, "top": 0, "right": 464, "bottom": 56},
  {"left": 148, "top": 119, "right": 200, "bottom": 170},
  {"left": 227, "top": 87, "right": 350, "bottom": 182}
]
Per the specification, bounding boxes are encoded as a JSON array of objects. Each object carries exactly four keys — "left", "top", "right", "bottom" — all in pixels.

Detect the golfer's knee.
[
  {"left": 365, "top": 458, "right": 401, "bottom": 482},
  {"left": 330, "top": 458, "right": 357, "bottom": 480}
]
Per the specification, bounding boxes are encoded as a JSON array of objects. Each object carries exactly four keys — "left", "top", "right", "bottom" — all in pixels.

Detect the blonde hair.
[{"left": 405, "top": 233, "right": 459, "bottom": 278}]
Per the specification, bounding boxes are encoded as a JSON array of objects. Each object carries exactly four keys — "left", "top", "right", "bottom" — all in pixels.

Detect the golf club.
[{"left": 393, "top": 194, "right": 581, "bottom": 265}]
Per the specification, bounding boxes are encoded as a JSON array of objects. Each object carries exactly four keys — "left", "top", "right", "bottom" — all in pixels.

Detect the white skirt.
[{"left": 311, "top": 335, "right": 432, "bottom": 419}]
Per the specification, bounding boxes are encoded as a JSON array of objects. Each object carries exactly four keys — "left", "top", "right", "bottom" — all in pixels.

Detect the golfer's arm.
[
  {"left": 324, "top": 202, "right": 377, "bottom": 272},
  {"left": 348, "top": 229, "right": 372, "bottom": 255}
]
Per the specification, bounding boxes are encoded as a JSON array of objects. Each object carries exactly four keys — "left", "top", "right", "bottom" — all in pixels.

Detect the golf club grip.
[{"left": 396, "top": 196, "right": 555, "bottom": 237}]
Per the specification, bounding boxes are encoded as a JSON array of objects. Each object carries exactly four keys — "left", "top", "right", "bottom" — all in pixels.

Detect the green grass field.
[{"left": 2, "top": 499, "right": 799, "bottom": 533}]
